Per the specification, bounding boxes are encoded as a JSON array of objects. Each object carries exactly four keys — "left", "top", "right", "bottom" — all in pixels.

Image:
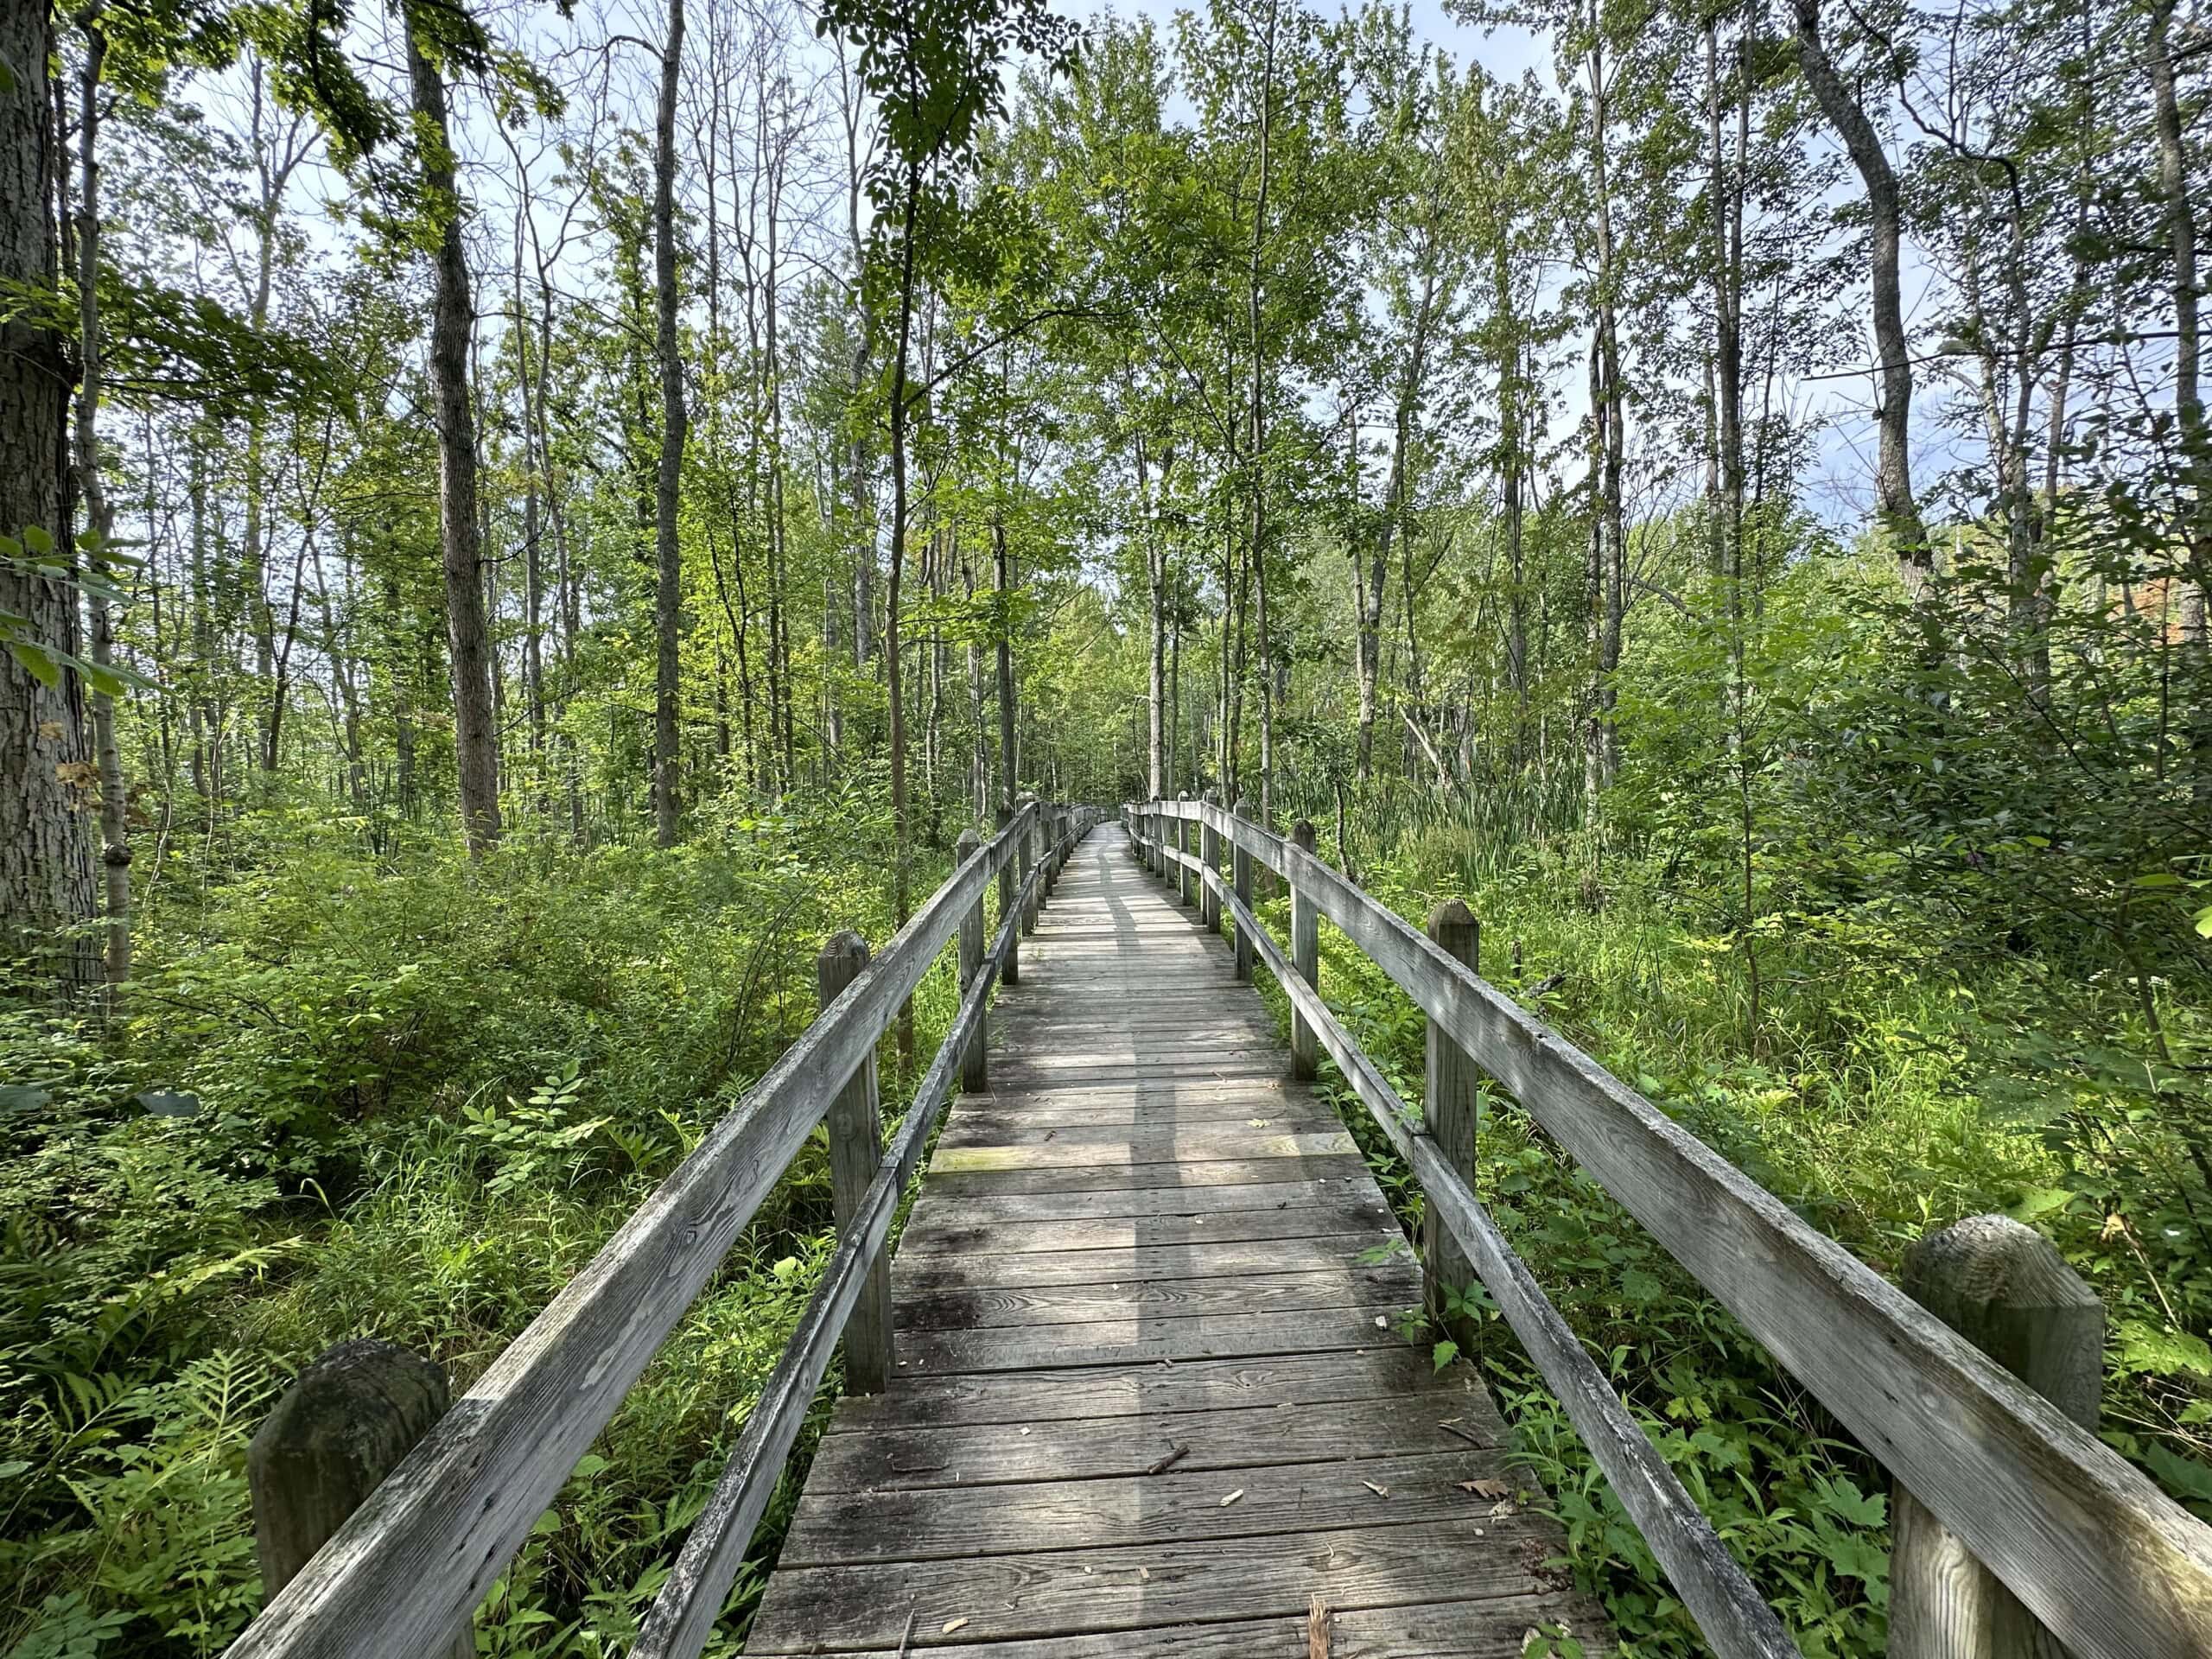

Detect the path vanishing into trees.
[{"left": 226, "top": 804, "right": 2212, "bottom": 1659}]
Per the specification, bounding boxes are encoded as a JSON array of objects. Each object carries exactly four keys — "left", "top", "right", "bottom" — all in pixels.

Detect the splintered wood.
[
  {"left": 1309, "top": 1594, "right": 1333, "bottom": 1658},
  {"left": 743, "top": 826, "right": 1606, "bottom": 1656}
]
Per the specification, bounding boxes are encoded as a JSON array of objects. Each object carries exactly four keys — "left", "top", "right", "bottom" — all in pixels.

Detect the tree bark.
[
  {"left": 652, "top": 0, "right": 688, "bottom": 849},
  {"left": 1793, "top": 0, "right": 1930, "bottom": 571},
  {"left": 69, "top": 17, "right": 130, "bottom": 995},
  {"left": 2147, "top": 0, "right": 2211, "bottom": 802},
  {"left": 0, "top": 0, "right": 96, "bottom": 988},
  {"left": 404, "top": 2, "right": 501, "bottom": 855}
]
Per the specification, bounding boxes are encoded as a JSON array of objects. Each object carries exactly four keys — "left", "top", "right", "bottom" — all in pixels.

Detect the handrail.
[
  {"left": 1122, "top": 798, "right": 2212, "bottom": 1659},
  {"left": 226, "top": 803, "right": 1103, "bottom": 1659}
]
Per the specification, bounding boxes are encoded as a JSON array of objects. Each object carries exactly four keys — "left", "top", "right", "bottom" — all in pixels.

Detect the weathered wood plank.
[
  {"left": 830, "top": 1346, "right": 1496, "bottom": 1433},
  {"left": 889, "top": 1262, "right": 1421, "bottom": 1331},
  {"left": 936, "top": 1101, "right": 1338, "bottom": 1138},
  {"left": 893, "top": 1304, "right": 1421, "bottom": 1376},
  {"left": 735, "top": 1597, "right": 1602, "bottom": 1659},
  {"left": 804, "top": 1393, "right": 1497, "bottom": 1494},
  {"left": 890, "top": 1232, "right": 1407, "bottom": 1290},
  {"left": 929, "top": 1128, "right": 1356, "bottom": 1173},
  {"left": 745, "top": 1515, "right": 1567, "bottom": 1651},
  {"left": 925, "top": 1154, "right": 1371, "bottom": 1198},
  {"left": 779, "top": 1449, "right": 1517, "bottom": 1565},
  {"left": 893, "top": 1206, "right": 1396, "bottom": 1260}
]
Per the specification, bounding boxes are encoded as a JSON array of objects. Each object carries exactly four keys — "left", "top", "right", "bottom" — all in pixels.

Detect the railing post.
[
  {"left": 817, "top": 931, "right": 893, "bottom": 1394},
  {"left": 1421, "top": 900, "right": 1482, "bottom": 1357},
  {"left": 995, "top": 805, "right": 1020, "bottom": 986},
  {"left": 1177, "top": 792, "right": 1196, "bottom": 908},
  {"left": 1230, "top": 795, "right": 1255, "bottom": 982},
  {"left": 250, "top": 1341, "right": 475, "bottom": 1659},
  {"left": 1199, "top": 790, "right": 1221, "bottom": 933},
  {"left": 955, "top": 829, "right": 988, "bottom": 1093},
  {"left": 1019, "top": 798, "right": 1040, "bottom": 933},
  {"left": 1289, "top": 820, "right": 1319, "bottom": 1080},
  {"left": 1889, "top": 1215, "right": 2102, "bottom": 1659}
]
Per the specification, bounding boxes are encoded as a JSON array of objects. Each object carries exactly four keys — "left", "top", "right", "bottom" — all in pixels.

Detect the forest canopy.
[{"left": 1, "top": 0, "right": 2208, "bottom": 1651}]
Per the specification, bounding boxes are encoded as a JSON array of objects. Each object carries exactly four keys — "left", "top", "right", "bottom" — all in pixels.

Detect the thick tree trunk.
[
  {"left": 404, "top": 3, "right": 501, "bottom": 855},
  {"left": 0, "top": 0, "right": 96, "bottom": 988},
  {"left": 651, "top": 0, "right": 687, "bottom": 849},
  {"left": 1793, "top": 0, "right": 1929, "bottom": 572}
]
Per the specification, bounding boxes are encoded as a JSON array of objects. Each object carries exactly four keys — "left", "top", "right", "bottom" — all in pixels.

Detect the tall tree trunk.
[
  {"left": 1139, "top": 438, "right": 1168, "bottom": 798},
  {"left": 994, "top": 515, "right": 1017, "bottom": 808},
  {"left": 1586, "top": 23, "right": 1626, "bottom": 791},
  {"left": 71, "top": 17, "right": 128, "bottom": 994},
  {"left": 1709, "top": 22, "right": 1745, "bottom": 579},
  {"left": 2147, "top": 0, "right": 2210, "bottom": 801},
  {"left": 1793, "top": 0, "right": 1929, "bottom": 571},
  {"left": 1246, "top": 0, "right": 1278, "bottom": 823},
  {"left": 886, "top": 160, "right": 920, "bottom": 989},
  {"left": 1, "top": 0, "right": 96, "bottom": 988},
  {"left": 404, "top": 2, "right": 501, "bottom": 855},
  {"left": 652, "top": 0, "right": 687, "bottom": 849}
]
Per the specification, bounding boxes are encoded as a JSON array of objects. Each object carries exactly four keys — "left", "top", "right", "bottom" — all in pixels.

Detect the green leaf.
[
  {"left": 20, "top": 523, "right": 54, "bottom": 555},
  {"left": 1431, "top": 1338, "right": 1459, "bottom": 1372},
  {"left": 2004, "top": 1186, "right": 2074, "bottom": 1222},
  {"left": 2117, "top": 1319, "right": 2212, "bottom": 1377},
  {"left": 6, "top": 638, "right": 60, "bottom": 688},
  {"left": 2145, "top": 1443, "right": 2212, "bottom": 1505}
]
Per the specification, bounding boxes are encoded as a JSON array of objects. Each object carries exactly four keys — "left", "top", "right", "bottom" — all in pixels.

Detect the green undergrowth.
[
  {"left": 1236, "top": 828, "right": 2212, "bottom": 1659},
  {"left": 1, "top": 797, "right": 1001, "bottom": 1659}
]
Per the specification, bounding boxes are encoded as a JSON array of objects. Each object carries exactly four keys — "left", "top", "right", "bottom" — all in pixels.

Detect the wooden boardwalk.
[{"left": 746, "top": 825, "right": 1605, "bottom": 1656}]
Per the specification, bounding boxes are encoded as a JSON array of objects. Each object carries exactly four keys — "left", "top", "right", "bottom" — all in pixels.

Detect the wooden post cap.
[
  {"left": 1903, "top": 1214, "right": 2102, "bottom": 1414},
  {"left": 953, "top": 827, "right": 980, "bottom": 860},
  {"left": 1291, "top": 820, "right": 1316, "bottom": 851},
  {"left": 817, "top": 931, "right": 871, "bottom": 1001},
  {"left": 1427, "top": 899, "right": 1479, "bottom": 965},
  {"left": 248, "top": 1340, "right": 452, "bottom": 1599},
  {"left": 1232, "top": 795, "right": 1251, "bottom": 818}
]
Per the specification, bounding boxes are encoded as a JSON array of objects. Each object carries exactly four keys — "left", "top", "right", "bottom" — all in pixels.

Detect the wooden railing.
[
  {"left": 1123, "top": 795, "right": 2212, "bottom": 1659},
  {"left": 226, "top": 801, "right": 1104, "bottom": 1659}
]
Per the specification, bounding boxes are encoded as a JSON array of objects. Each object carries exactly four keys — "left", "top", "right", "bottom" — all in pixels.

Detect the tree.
[
  {"left": 403, "top": 0, "right": 501, "bottom": 855},
  {"left": 1792, "top": 0, "right": 1929, "bottom": 570},
  {"left": 814, "top": 0, "right": 1079, "bottom": 925},
  {"left": 0, "top": 0, "right": 98, "bottom": 988},
  {"left": 652, "top": 0, "right": 688, "bottom": 847}
]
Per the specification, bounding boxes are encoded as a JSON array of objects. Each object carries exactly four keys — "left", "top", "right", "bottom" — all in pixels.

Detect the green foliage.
[{"left": 0, "top": 807, "right": 954, "bottom": 1659}]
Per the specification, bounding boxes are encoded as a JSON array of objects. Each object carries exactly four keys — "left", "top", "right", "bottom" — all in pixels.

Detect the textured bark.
[
  {"left": 1246, "top": 0, "right": 1278, "bottom": 823},
  {"left": 2147, "top": 0, "right": 2211, "bottom": 802},
  {"left": 404, "top": 4, "right": 501, "bottom": 855},
  {"left": 994, "top": 517, "right": 1016, "bottom": 810},
  {"left": 0, "top": 0, "right": 96, "bottom": 987},
  {"left": 1793, "top": 0, "right": 1930, "bottom": 570},
  {"left": 71, "top": 19, "right": 130, "bottom": 993},
  {"left": 652, "top": 0, "right": 687, "bottom": 849}
]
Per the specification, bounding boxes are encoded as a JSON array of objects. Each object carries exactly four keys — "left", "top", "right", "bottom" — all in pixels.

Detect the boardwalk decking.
[{"left": 745, "top": 826, "right": 1606, "bottom": 1656}]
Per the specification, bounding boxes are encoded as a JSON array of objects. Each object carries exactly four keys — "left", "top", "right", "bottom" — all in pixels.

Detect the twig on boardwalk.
[
  {"left": 893, "top": 1599, "right": 918, "bottom": 1658},
  {"left": 1309, "top": 1594, "right": 1332, "bottom": 1658},
  {"left": 1145, "top": 1440, "right": 1190, "bottom": 1475}
]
